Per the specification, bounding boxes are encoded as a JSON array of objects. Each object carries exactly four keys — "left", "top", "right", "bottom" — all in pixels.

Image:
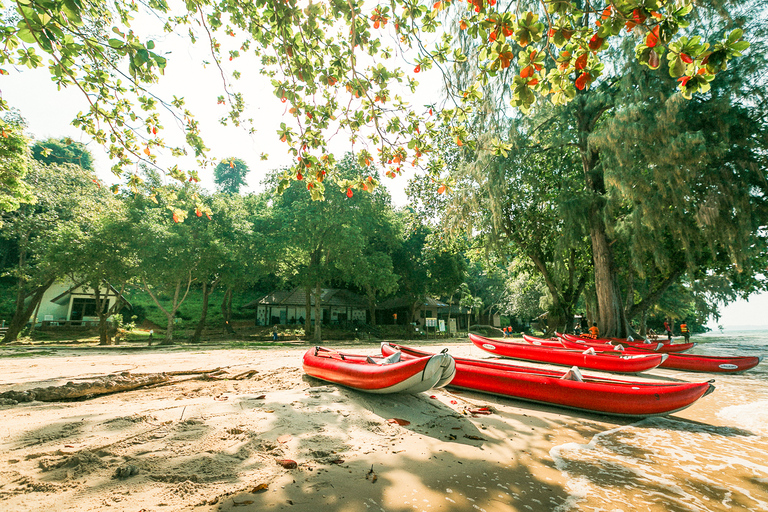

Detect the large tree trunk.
[
  {"left": 191, "top": 281, "right": 214, "bottom": 343},
  {"left": 2, "top": 278, "right": 55, "bottom": 344},
  {"left": 589, "top": 217, "right": 625, "bottom": 337},
  {"left": 313, "top": 281, "right": 322, "bottom": 343},
  {"left": 221, "top": 287, "right": 235, "bottom": 335},
  {"left": 94, "top": 285, "right": 113, "bottom": 346},
  {"left": 304, "top": 285, "right": 312, "bottom": 334}
]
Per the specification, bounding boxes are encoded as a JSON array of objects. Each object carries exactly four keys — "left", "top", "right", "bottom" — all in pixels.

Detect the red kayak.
[
  {"left": 559, "top": 337, "right": 763, "bottom": 374},
  {"left": 470, "top": 334, "right": 666, "bottom": 373},
  {"left": 381, "top": 343, "right": 715, "bottom": 417},
  {"left": 302, "top": 346, "right": 455, "bottom": 393},
  {"left": 559, "top": 333, "right": 695, "bottom": 353},
  {"left": 522, "top": 334, "right": 563, "bottom": 347}
]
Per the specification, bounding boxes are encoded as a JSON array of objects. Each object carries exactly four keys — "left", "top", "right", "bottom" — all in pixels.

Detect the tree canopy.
[{"left": 0, "top": 0, "right": 750, "bottom": 198}]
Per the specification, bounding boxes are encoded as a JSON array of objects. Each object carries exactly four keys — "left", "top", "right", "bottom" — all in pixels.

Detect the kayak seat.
[
  {"left": 367, "top": 351, "right": 402, "bottom": 365},
  {"left": 561, "top": 366, "right": 584, "bottom": 382}
]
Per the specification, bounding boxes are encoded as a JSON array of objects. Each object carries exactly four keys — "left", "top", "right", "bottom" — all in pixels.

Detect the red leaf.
[
  {"left": 346, "top": 187, "right": 353, "bottom": 198},
  {"left": 438, "top": 184, "right": 446, "bottom": 194},
  {"left": 251, "top": 483, "right": 269, "bottom": 493},
  {"left": 646, "top": 26, "right": 659, "bottom": 48},
  {"left": 678, "top": 75, "right": 691, "bottom": 86},
  {"left": 574, "top": 53, "right": 588, "bottom": 71},
  {"left": 196, "top": 208, "right": 202, "bottom": 217},
  {"left": 588, "top": 34, "right": 604, "bottom": 51},
  {"left": 387, "top": 418, "right": 410, "bottom": 426},
  {"left": 172, "top": 211, "right": 181, "bottom": 223},
  {"left": 414, "top": 65, "right": 421, "bottom": 73},
  {"left": 520, "top": 65, "right": 534, "bottom": 78},
  {"left": 680, "top": 53, "right": 693, "bottom": 64},
  {"left": 575, "top": 72, "right": 591, "bottom": 90},
  {"left": 276, "top": 459, "right": 297, "bottom": 469}
]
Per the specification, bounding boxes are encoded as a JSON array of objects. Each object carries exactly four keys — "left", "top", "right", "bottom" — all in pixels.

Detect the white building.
[{"left": 31, "top": 281, "right": 127, "bottom": 326}]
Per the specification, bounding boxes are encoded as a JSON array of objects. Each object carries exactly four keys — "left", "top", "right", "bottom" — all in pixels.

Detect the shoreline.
[{"left": 1, "top": 341, "right": 766, "bottom": 511}]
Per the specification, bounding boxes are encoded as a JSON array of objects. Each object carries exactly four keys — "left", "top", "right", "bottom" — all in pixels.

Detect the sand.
[{"left": 0, "top": 341, "right": 766, "bottom": 511}]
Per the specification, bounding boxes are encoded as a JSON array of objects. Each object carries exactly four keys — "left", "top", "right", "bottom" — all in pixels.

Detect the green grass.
[{"left": 120, "top": 285, "right": 265, "bottom": 329}]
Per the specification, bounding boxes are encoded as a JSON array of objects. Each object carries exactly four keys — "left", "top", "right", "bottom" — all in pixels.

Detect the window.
[{"left": 70, "top": 298, "right": 108, "bottom": 320}]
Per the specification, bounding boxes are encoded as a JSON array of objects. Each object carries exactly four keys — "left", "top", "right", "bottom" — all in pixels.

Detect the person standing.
[
  {"left": 680, "top": 321, "right": 690, "bottom": 342},
  {"left": 663, "top": 319, "right": 672, "bottom": 342}
]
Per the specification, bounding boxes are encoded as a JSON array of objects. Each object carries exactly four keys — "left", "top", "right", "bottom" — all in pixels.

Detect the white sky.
[
  {"left": 0, "top": 13, "right": 435, "bottom": 206},
  {"left": 708, "top": 293, "right": 768, "bottom": 330}
]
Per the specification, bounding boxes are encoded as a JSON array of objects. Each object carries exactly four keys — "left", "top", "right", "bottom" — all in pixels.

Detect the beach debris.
[
  {"left": 329, "top": 458, "right": 345, "bottom": 464},
  {"left": 276, "top": 459, "right": 298, "bottom": 469},
  {"left": 366, "top": 465, "right": 378, "bottom": 483},
  {"left": 233, "top": 499, "right": 255, "bottom": 506},
  {"left": 251, "top": 483, "right": 269, "bottom": 493},
  {"left": 464, "top": 434, "right": 485, "bottom": 441},
  {"left": 254, "top": 394, "right": 267, "bottom": 400},
  {"left": 447, "top": 434, "right": 457, "bottom": 440},
  {"left": 113, "top": 464, "right": 139, "bottom": 479},
  {"left": 277, "top": 434, "right": 292, "bottom": 444},
  {"left": 213, "top": 394, "right": 229, "bottom": 401},
  {"left": 232, "top": 369, "right": 258, "bottom": 380},
  {"left": 468, "top": 407, "right": 492, "bottom": 415},
  {"left": 450, "top": 400, "right": 458, "bottom": 404},
  {"left": 387, "top": 418, "right": 410, "bottom": 426},
  {"left": 430, "top": 395, "right": 437, "bottom": 399}
]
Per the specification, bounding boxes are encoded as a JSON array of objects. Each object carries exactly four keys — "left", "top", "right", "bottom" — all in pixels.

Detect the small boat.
[
  {"left": 558, "top": 337, "right": 763, "bottom": 374},
  {"left": 559, "top": 333, "right": 695, "bottom": 353},
  {"left": 302, "top": 346, "right": 455, "bottom": 394},
  {"left": 381, "top": 343, "right": 716, "bottom": 417},
  {"left": 470, "top": 334, "right": 666, "bottom": 373}
]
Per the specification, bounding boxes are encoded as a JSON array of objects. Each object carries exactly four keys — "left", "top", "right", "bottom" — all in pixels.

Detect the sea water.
[{"left": 550, "top": 329, "right": 768, "bottom": 511}]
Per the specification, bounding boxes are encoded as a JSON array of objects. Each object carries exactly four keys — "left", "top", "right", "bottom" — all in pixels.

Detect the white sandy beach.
[{"left": 0, "top": 341, "right": 766, "bottom": 511}]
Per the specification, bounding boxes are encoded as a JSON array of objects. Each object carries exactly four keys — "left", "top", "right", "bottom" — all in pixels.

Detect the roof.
[
  {"left": 243, "top": 287, "right": 367, "bottom": 309},
  {"left": 377, "top": 296, "right": 454, "bottom": 310},
  {"left": 49, "top": 281, "right": 132, "bottom": 308}
]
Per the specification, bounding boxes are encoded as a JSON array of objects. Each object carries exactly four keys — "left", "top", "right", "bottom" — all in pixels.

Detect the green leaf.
[{"left": 108, "top": 38, "right": 123, "bottom": 49}]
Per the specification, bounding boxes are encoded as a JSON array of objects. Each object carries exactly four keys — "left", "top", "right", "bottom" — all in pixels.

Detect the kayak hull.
[
  {"left": 302, "top": 346, "right": 455, "bottom": 394},
  {"left": 470, "top": 334, "right": 665, "bottom": 373},
  {"left": 559, "top": 337, "right": 762, "bottom": 373},
  {"left": 381, "top": 344, "right": 715, "bottom": 417}
]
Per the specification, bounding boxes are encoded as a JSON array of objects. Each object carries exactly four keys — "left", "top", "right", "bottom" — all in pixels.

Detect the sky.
[
  {"left": 707, "top": 293, "right": 768, "bottom": 330},
  {"left": 1, "top": 15, "right": 428, "bottom": 206}
]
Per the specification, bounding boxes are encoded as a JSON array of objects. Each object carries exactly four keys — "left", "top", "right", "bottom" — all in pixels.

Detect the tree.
[
  {"left": 0, "top": 0, "right": 748, "bottom": 197},
  {"left": 267, "top": 154, "right": 399, "bottom": 341},
  {"left": 0, "top": 113, "right": 35, "bottom": 219},
  {"left": 121, "top": 182, "right": 209, "bottom": 344},
  {"left": 31, "top": 138, "right": 94, "bottom": 171},
  {"left": 46, "top": 201, "right": 136, "bottom": 345},
  {"left": 214, "top": 158, "right": 250, "bottom": 194},
  {"left": 1, "top": 161, "right": 106, "bottom": 343},
  {"left": 430, "top": 5, "right": 766, "bottom": 337}
]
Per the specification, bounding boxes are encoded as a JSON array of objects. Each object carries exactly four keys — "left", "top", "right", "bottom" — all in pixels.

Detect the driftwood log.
[{"left": 0, "top": 372, "right": 169, "bottom": 404}]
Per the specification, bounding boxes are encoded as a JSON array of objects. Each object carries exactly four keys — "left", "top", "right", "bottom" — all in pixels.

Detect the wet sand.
[{"left": 0, "top": 342, "right": 766, "bottom": 511}]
